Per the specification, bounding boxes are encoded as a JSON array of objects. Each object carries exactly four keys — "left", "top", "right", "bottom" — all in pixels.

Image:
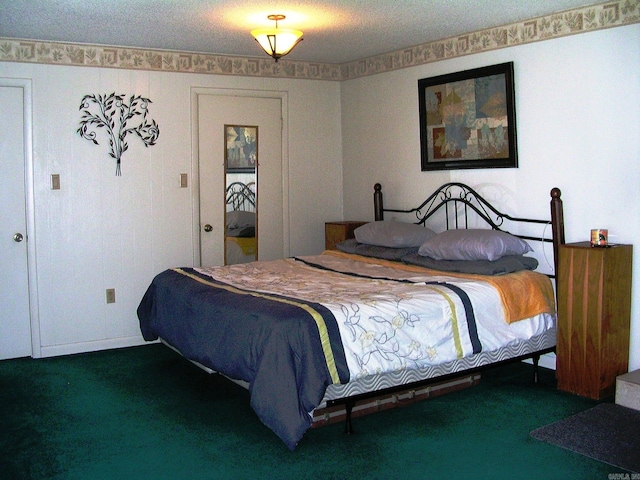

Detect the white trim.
[
  {"left": 190, "top": 88, "right": 202, "bottom": 266},
  {"left": 0, "top": 77, "right": 41, "bottom": 358},
  {"left": 39, "top": 336, "right": 149, "bottom": 358}
]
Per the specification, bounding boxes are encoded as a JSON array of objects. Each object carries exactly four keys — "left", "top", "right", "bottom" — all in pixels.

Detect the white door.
[
  {"left": 197, "top": 94, "right": 283, "bottom": 266},
  {"left": 0, "top": 84, "right": 32, "bottom": 359}
]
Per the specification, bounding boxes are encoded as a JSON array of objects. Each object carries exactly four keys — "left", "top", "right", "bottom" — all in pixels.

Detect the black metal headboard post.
[
  {"left": 550, "top": 187, "right": 565, "bottom": 279},
  {"left": 374, "top": 183, "right": 383, "bottom": 221}
]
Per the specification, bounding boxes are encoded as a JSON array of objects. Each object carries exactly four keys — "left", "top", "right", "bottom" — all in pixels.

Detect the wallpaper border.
[{"left": 1, "top": 0, "right": 638, "bottom": 81}]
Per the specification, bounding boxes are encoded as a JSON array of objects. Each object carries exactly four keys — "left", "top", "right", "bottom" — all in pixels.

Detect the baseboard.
[{"left": 39, "top": 336, "right": 150, "bottom": 358}]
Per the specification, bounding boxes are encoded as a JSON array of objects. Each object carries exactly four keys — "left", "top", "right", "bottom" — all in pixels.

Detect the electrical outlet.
[{"left": 106, "top": 288, "right": 116, "bottom": 304}]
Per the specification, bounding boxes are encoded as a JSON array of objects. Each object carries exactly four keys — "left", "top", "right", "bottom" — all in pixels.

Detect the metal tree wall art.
[{"left": 77, "top": 93, "right": 160, "bottom": 175}]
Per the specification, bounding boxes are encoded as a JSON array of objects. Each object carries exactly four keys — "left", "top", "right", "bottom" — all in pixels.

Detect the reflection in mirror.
[
  {"left": 224, "top": 125, "right": 257, "bottom": 265},
  {"left": 224, "top": 176, "right": 256, "bottom": 264}
]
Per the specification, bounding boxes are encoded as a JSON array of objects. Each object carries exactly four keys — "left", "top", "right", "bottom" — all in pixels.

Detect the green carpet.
[{"left": 0, "top": 344, "right": 628, "bottom": 479}]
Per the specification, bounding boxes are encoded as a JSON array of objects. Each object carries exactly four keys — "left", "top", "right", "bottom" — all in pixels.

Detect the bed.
[
  {"left": 138, "top": 182, "right": 565, "bottom": 450},
  {"left": 225, "top": 181, "right": 256, "bottom": 264}
]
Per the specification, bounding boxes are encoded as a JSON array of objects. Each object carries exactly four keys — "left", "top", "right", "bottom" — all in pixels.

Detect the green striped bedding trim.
[{"left": 425, "top": 285, "right": 464, "bottom": 359}]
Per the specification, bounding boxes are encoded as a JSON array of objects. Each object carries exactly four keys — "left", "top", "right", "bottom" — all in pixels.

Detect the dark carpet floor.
[{"left": 0, "top": 344, "right": 632, "bottom": 479}]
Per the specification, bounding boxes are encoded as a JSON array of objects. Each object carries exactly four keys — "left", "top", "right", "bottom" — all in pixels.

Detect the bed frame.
[
  {"left": 155, "top": 182, "right": 565, "bottom": 441},
  {"left": 226, "top": 181, "right": 256, "bottom": 211},
  {"left": 315, "top": 182, "right": 564, "bottom": 433}
]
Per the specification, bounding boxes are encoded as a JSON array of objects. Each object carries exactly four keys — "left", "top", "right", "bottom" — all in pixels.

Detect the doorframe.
[
  {"left": 190, "top": 87, "right": 290, "bottom": 266},
  {"left": 1, "top": 77, "right": 41, "bottom": 358}
]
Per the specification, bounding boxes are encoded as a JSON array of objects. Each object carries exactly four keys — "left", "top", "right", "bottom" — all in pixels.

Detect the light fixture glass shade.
[{"left": 251, "top": 27, "right": 303, "bottom": 60}]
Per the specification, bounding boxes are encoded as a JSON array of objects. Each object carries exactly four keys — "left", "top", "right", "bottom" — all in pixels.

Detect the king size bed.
[{"left": 137, "top": 182, "right": 565, "bottom": 450}]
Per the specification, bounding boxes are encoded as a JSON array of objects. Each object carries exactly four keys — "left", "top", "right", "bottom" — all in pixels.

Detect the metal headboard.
[
  {"left": 226, "top": 181, "right": 256, "bottom": 212},
  {"left": 373, "top": 182, "right": 565, "bottom": 277}
]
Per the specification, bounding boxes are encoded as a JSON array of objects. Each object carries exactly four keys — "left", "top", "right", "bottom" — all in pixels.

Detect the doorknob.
[
  {"left": 203, "top": 224, "right": 213, "bottom": 232},
  {"left": 13, "top": 233, "right": 24, "bottom": 242}
]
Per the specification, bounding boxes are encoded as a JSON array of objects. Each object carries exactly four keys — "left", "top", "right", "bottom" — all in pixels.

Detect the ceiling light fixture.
[{"left": 251, "top": 14, "right": 303, "bottom": 62}]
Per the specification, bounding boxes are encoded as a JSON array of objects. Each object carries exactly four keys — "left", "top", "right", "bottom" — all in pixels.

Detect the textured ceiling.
[{"left": 0, "top": 0, "right": 602, "bottom": 64}]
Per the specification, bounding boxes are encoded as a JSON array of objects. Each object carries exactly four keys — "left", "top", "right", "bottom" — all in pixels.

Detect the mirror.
[{"left": 224, "top": 125, "right": 257, "bottom": 265}]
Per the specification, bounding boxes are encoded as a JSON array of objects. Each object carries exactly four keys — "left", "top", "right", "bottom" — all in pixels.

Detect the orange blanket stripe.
[{"left": 324, "top": 250, "right": 556, "bottom": 324}]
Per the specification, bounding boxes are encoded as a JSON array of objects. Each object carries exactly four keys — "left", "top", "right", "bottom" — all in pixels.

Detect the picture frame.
[
  {"left": 225, "top": 125, "right": 258, "bottom": 173},
  {"left": 418, "top": 62, "right": 517, "bottom": 171}
]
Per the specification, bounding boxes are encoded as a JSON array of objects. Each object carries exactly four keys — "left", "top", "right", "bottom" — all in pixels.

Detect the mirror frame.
[{"left": 224, "top": 125, "right": 258, "bottom": 265}]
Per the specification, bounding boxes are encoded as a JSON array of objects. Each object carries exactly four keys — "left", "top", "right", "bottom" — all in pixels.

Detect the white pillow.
[
  {"left": 418, "top": 229, "right": 532, "bottom": 261},
  {"left": 355, "top": 221, "right": 437, "bottom": 248}
]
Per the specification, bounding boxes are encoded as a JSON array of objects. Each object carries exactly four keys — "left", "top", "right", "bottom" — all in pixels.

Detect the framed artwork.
[
  {"left": 418, "top": 62, "right": 517, "bottom": 171},
  {"left": 225, "top": 125, "right": 258, "bottom": 173}
]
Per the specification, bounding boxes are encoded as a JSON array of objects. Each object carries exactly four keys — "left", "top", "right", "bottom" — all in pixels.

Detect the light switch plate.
[
  {"left": 51, "top": 174, "right": 60, "bottom": 190},
  {"left": 180, "top": 173, "right": 188, "bottom": 188},
  {"left": 106, "top": 288, "right": 116, "bottom": 304}
]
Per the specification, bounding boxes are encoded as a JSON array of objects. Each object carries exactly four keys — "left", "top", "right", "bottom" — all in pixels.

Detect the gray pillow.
[
  {"left": 354, "top": 221, "right": 436, "bottom": 248},
  {"left": 336, "top": 239, "right": 418, "bottom": 261},
  {"left": 226, "top": 210, "right": 255, "bottom": 229},
  {"left": 418, "top": 229, "right": 532, "bottom": 261},
  {"left": 401, "top": 253, "right": 538, "bottom": 275}
]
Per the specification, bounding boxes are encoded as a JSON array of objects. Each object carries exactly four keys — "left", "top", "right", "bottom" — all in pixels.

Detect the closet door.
[
  {"left": 0, "top": 83, "right": 32, "bottom": 359},
  {"left": 196, "top": 93, "right": 284, "bottom": 266}
]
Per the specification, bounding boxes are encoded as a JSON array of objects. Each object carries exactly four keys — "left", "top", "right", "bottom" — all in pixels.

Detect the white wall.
[
  {"left": 341, "top": 24, "right": 640, "bottom": 370},
  {"left": 0, "top": 62, "right": 342, "bottom": 356},
  {"left": 1, "top": 23, "right": 638, "bottom": 368}
]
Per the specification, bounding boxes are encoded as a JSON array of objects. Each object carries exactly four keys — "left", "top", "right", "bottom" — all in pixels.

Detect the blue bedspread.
[{"left": 137, "top": 267, "right": 350, "bottom": 450}]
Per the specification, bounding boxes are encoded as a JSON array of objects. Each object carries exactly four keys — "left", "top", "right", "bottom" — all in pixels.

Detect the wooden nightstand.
[
  {"left": 325, "top": 221, "right": 367, "bottom": 250},
  {"left": 556, "top": 242, "right": 633, "bottom": 399}
]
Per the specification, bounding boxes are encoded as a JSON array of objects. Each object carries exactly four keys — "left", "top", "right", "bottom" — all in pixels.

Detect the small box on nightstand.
[{"left": 325, "top": 221, "right": 367, "bottom": 250}]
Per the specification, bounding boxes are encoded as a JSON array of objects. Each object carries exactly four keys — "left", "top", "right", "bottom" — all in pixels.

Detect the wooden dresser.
[
  {"left": 556, "top": 242, "right": 633, "bottom": 399},
  {"left": 325, "top": 221, "right": 367, "bottom": 250}
]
